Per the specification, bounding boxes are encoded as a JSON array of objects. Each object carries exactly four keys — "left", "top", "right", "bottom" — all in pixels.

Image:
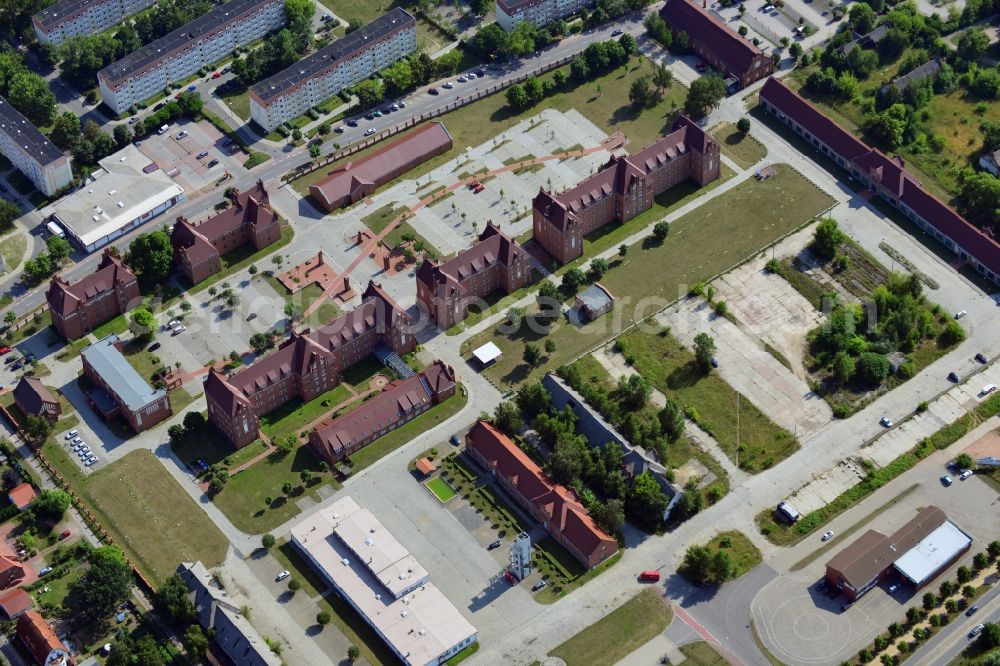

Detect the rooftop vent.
[
  {"left": 341, "top": 557, "right": 350, "bottom": 566},
  {"left": 418, "top": 629, "right": 426, "bottom": 636}
]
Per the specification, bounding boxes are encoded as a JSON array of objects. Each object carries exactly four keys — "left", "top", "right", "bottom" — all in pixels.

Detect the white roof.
[
  {"left": 893, "top": 520, "right": 971, "bottom": 585},
  {"left": 290, "top": 497, "right": 476, "bottom": 666},
  {"left": 472, "top": 341, "right": 502, "bottom": 365},
  {"left": 42, "top": 144, "right": 182, "bottom": 248}
]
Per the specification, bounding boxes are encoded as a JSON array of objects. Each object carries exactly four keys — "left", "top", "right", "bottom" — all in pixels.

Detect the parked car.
[
  {"left": 960, "top": 469, "right": 973, "bottom": 480},
  {"left": 428, "top": 87, "right": 439, "bottom": 95},
  {"left": 72, "top": 437, "right": 82, "bottom": 445},
  {"left": 475, "top": 69, "right": 486, "bottom": 77},
  {"left": 443, "top": 81, "right": 454, "bottom": 89},
  {"left": 504, "top": 571, "right": 518, "bottom": 585},
  {"left": 207, "top": 159, "right": 219, "bottom": 168},
  {"left": 175, "top": 131, "right": 188, "bottom": 139},
  {"left": 398, "top": 101, "right": 406, "bottom": 108},
  {"left": 821, "top": 530, "right": 834, "bottom": 541},
  {"left": 167, "top": 319, "right": 181, "bottom": 328},
  {"left": 449, "top": 435, "right": 460, "bottom": 446},
  {"left": 983, "top": 383, "right": 997, "bottom": 395},
  {"left": 373, "top": 110, "right": 383, "bottom": 117},
  {"left": 457, "top": 76, "right": 467, "bottom": 83},
  {"left": 275, "top": 570, "right": 290, "bottom": 582},
  {"left": 59, "top": 530, "right": 71, "bottom": 540},
  {"left": 347, "top": 119, "right": 359, "bottom": 127},
  {"left": 948, "top": 371, "right": 960, "bottom": 383},
  {"left": 335, "top": 125, "right": 345, "bottom": 133},
  {"left": 65, "top": 430, "right": 79, "bottom": 440},
  {"left": 487, "top": 540, "right": 502, "bottom": 550},
  {"left": 941, "top": 475, "right": 953, "bottom": 486},
  {"left": 187, "top": 85, "right": 196, "bottom": 92},
  {"left": 365, "top": 128, "right": 376, "bottom": 136},
  {"left": 955, "top": 310, "right": 967, "bottom": 319},
  {"left": 86, "top": 456, "right": 98, "bottom": 466},
  {"left": 390, "top": 103, "right": 399, "bottom": 111},
  {"left": 976, "top": 353, "right": 988, "bottom": 364},
  {"left": 967, "top": 605, "right": 979, "bottom": 616},
  {"left": 172, "top": 325, "right": 186, "bottom": 335},
  {"left": 970, "top": 623, "right": 985, "bottom": 638},
  {"left": 128, "top": 116, "right": 139, "bottom": 124},
  {"left": 611, "top": 29, "right": 623, "bottom": 36},
  {"left": 211, "top": 71, "right": 222, "bottom": 79},
  {"left": 4, "top": 355, "right": 18, "bottom": 364},
  {"left": 531, "top": 580, "right": 548, "bottom": 592},
  {"left": 0, "top": 347, "right": 12, "bottom": 355},
  {"left": 888, "top": 584, "right": 899, "bottom": 594},
  {"left": 196, "top": 151, "right": 209, "bottom": 159},
  {"left": 148, "top": 342, "right": 161, "bottom": 352},
  {"left": 639, "top": 570, "right": 661, "bottom": 582},
  {"left": 39, "top": 567, "right": 52, "bottom": 576},
  {"left": 467, "top": 73, "right": 477, "bottom": 80},
  {"left": 880, "top": 417, "right": 893, "bottom": 427}
]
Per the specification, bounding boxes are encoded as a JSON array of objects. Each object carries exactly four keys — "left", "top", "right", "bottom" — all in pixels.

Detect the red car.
[
  {"left": 504, "top": 571, "right": 519, "bottom": 585},
  {"left": 58, "top": 530, "right": 71, "bottom": 540},
  {"left": 0, "top": 347, "right": 11, "bottom": 355},
  {"left": 211, "top": 71, "right": 222, "bottom": 79},
  {"left": 639, "top": 570, "right": 661, "bottom": 582}
]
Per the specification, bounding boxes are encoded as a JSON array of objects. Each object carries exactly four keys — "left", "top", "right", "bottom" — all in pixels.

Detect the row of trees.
[
  {"left": 351, "top": 50, "right": 463, "bottom": 110},
  {"left": 0, "top": 49, "right": 57, "bottom": 127},
  {"left": 22, "top": 235, "right": 72, "bottom": 285}
]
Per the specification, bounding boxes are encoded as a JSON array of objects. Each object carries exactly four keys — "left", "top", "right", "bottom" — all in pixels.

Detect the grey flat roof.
[
  {"left": 99, "top": 0, "right": 275, "bottom": 86},
  {"left": 251, "top": 7, "right": 414, "bottom": 103},
  {"left": 81, "top": 334, "right": 167, "bottom": 412},
  {"left": 577, "top": 283, "right": 612, "bottom": 312},
  {"left": 33, "top": 0, "right": 101, "bottom": 30},
  {"left": 0, "top": 95, "right": 64, "bottom": 164}
]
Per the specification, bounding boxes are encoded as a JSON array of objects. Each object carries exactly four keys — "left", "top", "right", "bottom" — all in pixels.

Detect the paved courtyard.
[{"left": 136, "top": 118, "right": 240, "bottom": 194}]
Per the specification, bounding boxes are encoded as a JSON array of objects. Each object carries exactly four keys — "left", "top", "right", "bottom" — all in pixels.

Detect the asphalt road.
[
  {"left": 0, "top": 13, "right": 648, "bottom": 319},
  {"left": 909, "top": 583, "right": 1000, "bottom": 665}
]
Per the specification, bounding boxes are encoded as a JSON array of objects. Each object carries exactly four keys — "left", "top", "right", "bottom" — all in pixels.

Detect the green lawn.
[
  {"left": 710, "top": 122, "right": 768, "bottom": 170},
  {"left": 262, "top": 275, "right": 340, "bottom": 328},
  {"left": 425, "top": 476, "right": 457, "bottom": 503},
  {"left": 291, "top": 56, "right": 689, "bottom": 198},
  {"left": 339, "top": 356, "right": 389, "bottom": 390},
  {"left": 216, "top": 84, "right": 251, "bottom": 121},
  {"left": 172, "top": 424, "right": 269, "bottom": 470},
  {"left": 32, "top": 562, "right": 85, "bottom": 609},
  {"left": 188, "top": 223, "right": 293, "bottom": 294},
  {"left": 0, "top": 232, "right": 26, "bottom": 270},
  {"left": 703, "top": 530, "right": 762, "bottom": 579},
  {"left": 619, "top": 329, "right": 796, "bottom": 472},
  {"left": 348, "top": 385, "right": 468, "bottom": 472},
  {"left": 259, "top": 384, "right": 353, "bottom": 441},
  {"left": 679, "top": 642, "right": 728, "bottom": 665},
  {"left": 39, "top": 446, "right": 228, "bottom": 586},
  {"left": 444, "top": 269, "right": 544, "bottom": 335},
  {"left": 548, "top": 589, "right": 673, "bottom": 666},
  {"left": 466, "top": 165, "right": 832, "bottom": 394},
  {"left": 90, "top": 314, "right": 130, "bottom": 340},
  {"left": 360, "top": 203, "right": 407, "bottom": 235}
]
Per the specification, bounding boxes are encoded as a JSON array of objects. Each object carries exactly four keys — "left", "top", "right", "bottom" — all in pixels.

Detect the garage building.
[{"left": 825, "top": 506, "right": 971, "bottom": 601}]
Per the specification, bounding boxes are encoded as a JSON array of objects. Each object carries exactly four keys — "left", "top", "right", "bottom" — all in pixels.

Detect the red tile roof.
[
  {"left": 8, "top": 483, "right": 36, "bottom": 510},
  {"left": 465, "top": 421, "right": 617, "bottom": 567},
  {"left": 0, "top": 588, "right": 32, "bottom": 619},
  {"left": 660, "top": 0, "right": 766, "bottom": 78},
  {"left": 46, "top": 250, "right": 136, "bottom": 318},
  {"left": 16, "top": 610, "right": 73, "bottom": 666},
  {"left": 415, "top": 457, "right": 436, "bottom": 474},
  {"left": 416, "top": 221, "right": 527, "bottom": 296},
  {"left": 761, "top": 77, "right": 1000, "bottom": 277},
  {"left": 310, "top": 123, "right": 452, "bottom": 207},
  {"left": 172, "top": 180, "right": 276, "bottom": 262}
]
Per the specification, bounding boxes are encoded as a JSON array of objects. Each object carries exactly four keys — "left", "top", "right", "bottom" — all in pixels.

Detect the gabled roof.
[
  {"left": 466, "top": 420, "right": 617, "bottom": 564},
  {"left": 16, "top": 610, "right": 72, "bottom": 666},
  {"left": 7, "top": 483, "right": 36, "bottom": 510},
  {"left": 660, "top": 0, "right": 765, "bottom": 76},
  {"left": 309, "top": 122, "right": 452, "bottom": 207},
  {"left": 12, "top": 378, "right": 58, "bottom": 417},
  {"left": 0, "top": 588, "right": 32, "bottom": 620},
  {"left": 190, "top": 180, "right": 276, "bottom": 243},
  {"left": 760, "top": 77, "right": 1000, "bottom": 276},
  {"left": 171, "top": 217, "right": 219, "bottom": 264},
  {"left": 80, "top": 334, "right": 167, "bottom": 412},
  {"left": 204, "top": 368, "right": 253, "bottom": 416},
  {"left": 311, "top": 282, "right": 410, "bottom": 353},
  {"left": 416, "top": 221, "right": 527, "bottom": 294},
  {"left": 883, "top": 57, "right": 942, "bottom": 95},
  {"left": 46, "top": 250, "right": 136, "bottom": 318}
]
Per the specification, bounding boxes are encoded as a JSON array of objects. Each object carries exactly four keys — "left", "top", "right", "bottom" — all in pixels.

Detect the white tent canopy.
[{"left": 472, "top": 342, "right": 502, "bottom": 367}]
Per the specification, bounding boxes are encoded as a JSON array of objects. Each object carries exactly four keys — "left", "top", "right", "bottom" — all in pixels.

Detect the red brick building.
[
  {"left": 16, "top": 610, "right": 74, "bottom": 666},
  {"left": 80, "top": 334, "right": 173, "bottom": 433},
  {"left": 309, "top": 122, "right": 453, "bottom": 211},
  {"left": 465, "top": 420, "right": 618, "bottom": 569},
  {"left": 659, "top": 0, "right": 774, "bottom": 90},
  {"left": 12, "top": 377, "right": 61, "bottom": 424},
  {"left": 308, "top": 361, "right": 456, "bottom": 464},
  {"left": 532, "top": 117, "right": 720, "bottom": 264},
  {"left": 205, "top": 281, "right": 415, "bottom": 449},
  {"left": 46, "top": 249, "right": 140, "bottom": 340},
  {"left": 172, "top": 180, "right": 281, "bottom": 285},
  {"left": 415, "top": 221, "right": 532, "bottom": 329}
]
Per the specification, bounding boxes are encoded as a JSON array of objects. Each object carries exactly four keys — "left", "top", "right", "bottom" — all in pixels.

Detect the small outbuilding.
[
  {"left": 575, "top": 283, "right": 614, "bottom": 321},
  {"left": 12, "top": 378, "right": 62, "bottom": 425},
  {"left": 8, "top": 483, "right": 37, "bottom": 511},
  {"left": 415, "top": 458, "right": 436, "bottom": 476},
  {"left": 472, "top": 341, "right": 503, "bottom": 369}
]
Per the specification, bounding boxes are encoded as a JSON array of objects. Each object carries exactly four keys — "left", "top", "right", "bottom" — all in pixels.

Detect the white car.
[
  {"left": 821, "top": 530, "right": 834, "bottom": 541},
  {"left": 955, "top": 310, "right": 967, "bottom": 319},
  {"left": 443, "top": 81, "right": 454, "bottom": 89},
  {"left": 72, "top": 437, "right": 82, "bottom": 445},
  {"left": 275, "top": 570, "right": 290, "bottom": 582},
  {"left": 970, "top": 623, "right": 985, "bottom": 638},
  {"left": 365, "top": 128, "right": 375, "bottom": 136},
  {"left": 467, "top": 72, "right": 477, "bottom": 79},
  {"left": 960, "top": 469, "right": 973, "bottom": 480},
  {"left": 176, "top": 131, "right": 188, "bottom": 139},
  {"left": 172, "top": 325, "right": 186, "bottom": 335},
  {"left": 880, "top": 417, "right": 893, "bottom": 427},
  {"left": 167, "top": 319, "right": 181, "bottom": 328},
  {"left": 85, "top": 456, "right": 98, "bottom": 466},
  {"left": 65, "top": 430, "right": 79, "bottom": 440}
]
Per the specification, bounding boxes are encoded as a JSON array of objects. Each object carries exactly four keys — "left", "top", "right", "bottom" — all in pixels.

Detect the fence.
[{"left": 283, "top": 53, "right": 578, "bottom": 183}]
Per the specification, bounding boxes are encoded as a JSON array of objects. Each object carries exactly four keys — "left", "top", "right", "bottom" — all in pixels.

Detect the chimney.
[
  {"left": 317, "top": 251, "right": 324, "bottom": 266},
  {"left": 343, "top": 276, "right": 350, "bottom": 292},
  {"left": 383, "top": 256, "right": 390, "bottom": 271}
]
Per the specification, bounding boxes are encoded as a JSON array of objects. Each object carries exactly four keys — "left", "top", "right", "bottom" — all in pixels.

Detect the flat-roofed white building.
[
  {"left": 32, "top": 0, "right": 158, "bottom": 46},
  {"left": 0, "top": 96, "right": 73, "bottom": 198},
  {"left": 40, "top": 144, "right": 184, "bottom": 252},
  {"left": 97, "top": 0, "right": 285, "bottom": 115},
  {"left": 291, "top": 496, "right": 477, "bottom": 666},
  {"left": 495, "top": 0, "right": 592, "bottom": 31},
  {"left": 893, "top": 519, "right": 973, "bottom": 587},
  {"left": 249, "top": 8, "right": 416, "bottom": 131}
]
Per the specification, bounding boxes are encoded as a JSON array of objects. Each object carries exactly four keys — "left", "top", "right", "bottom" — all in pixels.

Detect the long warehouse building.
[
  {"left": 33, "top": 0, "right": 158, "bottom": 46},
  {"left": 249, "top": 8, "right": 416, "bottom": 132},
  {"left": 0, "top": 96, "right": 73, "bottom": 197},
  {"left": 98, "top": 0, "right": 285, "bottom": 115}
]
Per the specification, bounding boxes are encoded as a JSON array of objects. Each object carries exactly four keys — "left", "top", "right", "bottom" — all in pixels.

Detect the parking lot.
[
  {"left": 752, "top": 443, "right": 1000, "bottom": 665},
  {"left": 136, "top": 118, "right": 241, "bottom": 194}
]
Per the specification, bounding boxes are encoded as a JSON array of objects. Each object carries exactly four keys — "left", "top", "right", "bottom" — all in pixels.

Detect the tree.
[
  {"left": 523, "top": 343, "right": 542, "bottom": 367},
  {"left": 24, "top": 414, "right": 51, "bottom": 442},
  {"left": 618, "top": 244, "right": 628, "bottom": 258},
  {"left": 957, "top": 27, "right": 990, "bottom": 61},
  {"left": 658, "top": 397, "right": 685, "bottom": 441},
  {"left": 652, "top": 221, "right": 670, "bottom": 243},
  {"left": 832, "top": 351, "right": 855, "bottom": 384},
  {"left": 287, "top": 578, "right": 301, "bottom": 593},
  {"left": 154, "top": 574, "right": 196, "bottom": 625},
  {"left": 347, "top": 645, "right": 361, "bottom": 662},
  {"left": 183, "top": 410, "right": 206, "bottom": 431},
  {"left": 599, "top": 497, "right": 625, "bottom": 534},
  {"left": 250, "top": 332, "right": 272, "bottom": 353},
  {"left": 308, "top": 143, "right": 321, "bottom": 158},
  {"left": 346, "top": 18, "right": 365, "bottom": 33},
  {"left": 45, "top": 236, "right": 72, "bottom": 263},
  {"left": 975, "top": 552, "right": 990, "bottom": 570},
  {"left": 617, "top": 374, "right": 651, "bottom": 407},
  {"left": 906, "top": 607, "right": 922, "bottom": 625},
  {"left": 544, "top": 339, "right": 556, "bottom": 354},
  {"left": 284, "top": 301, "right": 304, "bottom": 322},
  {"left": 129, "top": 306, "right": 156, "bottom": 341},
  {"left": 812, "top": 218, "right": 844, "bottom": 261},
  {"left": 506, "top": 83, "right": 530, "bottom": 110},
  {"left": 183, "top": 625, "right": 208, "bottom": 658},
  {"left": 856, "top": 352, "right": 890, "bottom": 385},
  {"left": 317, "top": 611, "right": 331, "bottom": 626},
  {"left": 69, "top": 546, "right": 133, "bottom": 621},
  {"left": 126, "top": 230, "right": 173, "bottom": 282},
  {"left": 50, "top": 112, "right": 82, "bottom": 150},
  {"left": 693, "top": 332, "right": 716, "bottom": 372},
  {"left": 261, "top": 533, "right": 276, "bottom": 550},
  {"left": 940, "top": 319, "right": 965, "bottom": 345},
  {"left": 112, "top": 123, "right": 133, "bottom": 149},
  {"left": 22, "top": 252, "right": 55, "bottom": 285},
  {"left": 33, "top": 488, "right": 70, "bottom": 521},
  {"left": 680, "top": 544, "right": 714, "bottom": 585},
  {"left": 107, "top": 634, "right": 165, "bottom": 666},
  {"left": 629, "top": 75, "right": 658, "bottom": 108},
  {"left": 653, "top": 63, "right": 673, "bottom": 92},
  {"left": 561, "top": 267, "right": 587, "bottom": 293},
  {"left": 625, "top": 472, "right": 668, "bottom": 531},
  {"left": 168, "top": 424, "right": 186, "bottom": 444},
  {"left": 979, "top": 623, "right": 1000, "bottom": 649},
  {"left": 923, "top": 591, "right": 937, "bottom": 610},
  {"left": 589, "top": 257, "right": 609, "bottom": 280},
  {"left": 353, "top": 79, "right": 384, "bottom": 108},
  {"left": 958, "top": 171, "right": 1000, "bottom": 228},
  {"left": 737, "top": 117, "right": 751, "bottom": 134},
  {"left": 684, "top": 75, "right": 726, "bottom": 117},
  {"left": 6, "top": 71, "right": 56, "bottom": 126},
  {"left": 711, "top": 550, "right": 734, "bottom": 582},
  {"left": 493, "top": 401, "right": 523, "bottom": 434},
  {"left": 866, "top": 103, "right": 909, "bottom": 149}
]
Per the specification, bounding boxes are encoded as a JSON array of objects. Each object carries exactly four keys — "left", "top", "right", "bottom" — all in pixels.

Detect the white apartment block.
[
  {"left": 97, "top": 0, "right": 285, "bottom": 116},
  {"left": 496, "top": 0, "right": 593, "bottom": 30},
  {"left": 0, "top": 96, "right": 73, "bottom": 197},
  {"left": 249, "top": 8, "right": 416, "bottom": 131},
  {"left": 32, "top": 0, "right": 157, "bottom": 46}
]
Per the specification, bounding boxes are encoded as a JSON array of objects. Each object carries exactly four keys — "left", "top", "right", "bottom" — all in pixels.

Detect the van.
[
  {"left": 983, "top": 384, "right": 997, "bottom": 395},
  {"left": 639, "top": 570, "right": 661, "bottom": 582},
  {"left": 157, "top": 124, "right": 169, "bottom": 135},
  {"left": 777, "top": 501, "right": 800, "bottom": 523}
]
